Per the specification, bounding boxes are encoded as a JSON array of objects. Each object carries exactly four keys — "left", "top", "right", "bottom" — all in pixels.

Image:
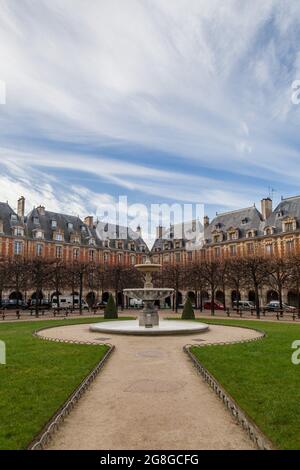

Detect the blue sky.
[{"left": 1, "top": 0, "right": 300, "bottom": 238}]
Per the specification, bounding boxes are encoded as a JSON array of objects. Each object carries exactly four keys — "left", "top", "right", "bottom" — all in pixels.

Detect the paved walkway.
[{"left": 37, "top": 322, "right": 262, "bottom": 450}]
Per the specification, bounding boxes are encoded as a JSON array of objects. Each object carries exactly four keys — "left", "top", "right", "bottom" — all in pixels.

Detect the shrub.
[
  {"left": 181, "top": 297, "right": 195, "bottom": 320},
  {"left": 104, "top": 293, "right": 118, "bottom": 319}
]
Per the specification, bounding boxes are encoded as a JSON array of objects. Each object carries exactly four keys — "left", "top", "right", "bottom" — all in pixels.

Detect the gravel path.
[{"left": 37, "top": 322, "right": 262, "bottom": 450}]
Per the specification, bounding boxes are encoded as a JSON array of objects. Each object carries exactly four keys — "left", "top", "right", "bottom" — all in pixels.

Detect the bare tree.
[
  {"left": 201, "top": 259, "right": 221, "bottom": 315},
  {"left": 184, "top": 262, "right": 208, "bottom": 311},
  {"left": 49, "top": 259, "right": 68, "bottom": 310},
  {"left": 243, "top": 256, "right": 269, "bottom": 317},
  {"left": 226, "top": 258, "right": 247, "bottom": 314},
  {"left": 28, "top": 259, "right": 51, "bottom": 316},
  {"left": 161, "top": 263, "right": 185, "bottom": 312},
  {"left": 266, "top": 256, "right": 291, "bottom": 313}
]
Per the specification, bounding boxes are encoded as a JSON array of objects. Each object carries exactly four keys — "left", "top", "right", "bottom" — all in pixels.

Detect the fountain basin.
[
  {"left": 90, "top": 319, "right": 209, "bottom": 336},
  {"left": 123, "top": 288, "right": 174, "bottom": 302}
]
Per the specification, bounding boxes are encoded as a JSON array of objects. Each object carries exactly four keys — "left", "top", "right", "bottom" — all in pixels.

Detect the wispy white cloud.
[{"left": 0, "top": 0, "right": 300, "bottom": 219}]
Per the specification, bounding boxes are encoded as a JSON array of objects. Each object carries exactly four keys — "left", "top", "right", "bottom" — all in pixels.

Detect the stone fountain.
[
  {"left": 90, "top": 257, "right": 208, "bottom": 335},
  {"left": 123, "top": 257, "right": 174, "bottom": 328}
]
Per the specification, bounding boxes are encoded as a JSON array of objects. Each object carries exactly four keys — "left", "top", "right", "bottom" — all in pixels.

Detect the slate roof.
[
  {"left": 264, "top": 196, "right": 300, "bottom": 233},
  {"left": 204, "top": 206, "right": 263, "bottom": 243},
  {"left": 0, "top": 202, "right": 23, "bottom": 236}
]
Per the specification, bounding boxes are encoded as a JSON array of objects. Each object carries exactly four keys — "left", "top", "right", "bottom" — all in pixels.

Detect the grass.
[
  {"left": 0, "top": 317, "right": 117, "bottom": 450},
  {"left": 190, "top": 318, "right": 300, "bottom": 450}
]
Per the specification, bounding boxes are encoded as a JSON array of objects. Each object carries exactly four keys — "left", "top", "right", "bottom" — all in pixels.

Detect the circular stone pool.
[{"left": 90, "top": 319, "right": 209, "bottom": 336}]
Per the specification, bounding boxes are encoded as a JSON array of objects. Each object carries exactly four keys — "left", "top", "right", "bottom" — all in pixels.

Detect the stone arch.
[
  {"left": 9, "top": 291, "right": 23, "bottom": 301},
  {"left": 102, "top": 292, "right": 110, "bottom": 303},
  {"left": 216, "top": 290, "right": 225, "bottom": 304},
  {"left": 176, "top": 291, "right": 183, "bottom": 306},
  {"left": 231, "top": 290, "right": 241, "bottom": 305},
  {"left": 287, "top": 291, "right": 298, "bottom": 307},
  {"left": 248, "top": 290, "right": 256, "bottom": 303},
  {"left": 187, "top": 291, "right": 196, "bottom": 305},
  {"left": 86, "top": 291, "right": 96, "bottom": 307},
  {"left": 267, "top": 290, "right": 278, "bottom": 303}
]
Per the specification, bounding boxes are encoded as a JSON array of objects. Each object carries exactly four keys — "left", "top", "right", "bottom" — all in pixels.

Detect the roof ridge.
[{"left": 214, "top": 205, "right": 257, "bottom": 217}]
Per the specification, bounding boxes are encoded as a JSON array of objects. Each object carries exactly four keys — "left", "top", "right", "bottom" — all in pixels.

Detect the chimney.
[
  {"left": 261, "top": 198, "right": 272, "bottom": 220},
  {"left": 204, "top": 215, "right": 210, "bottom": 228},
  {"left": 136, "top": 225, "right": 142, "bottom": 238},
  {"left": 37, "top": 205, "right": 45, "bottom": 216},
  {"left": 17, "top": 196, "right": 25, "bottom": 219},
  {"left": 84, "top": 216, "right": 94, "bottom": 228},
  {"left": 156, "top": 225, "right": 165, "bottom": 239}
]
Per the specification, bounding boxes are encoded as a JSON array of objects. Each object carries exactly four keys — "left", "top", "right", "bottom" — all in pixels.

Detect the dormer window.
[
  {"left": 277, "top": 211, "right": 284, "bottom": 218},
  {"left": 51, "top": 220, "right": 57, "bottom": 229},
  {"left": 33, "top": 216, "right": 39, "bottom": 225},
  {"left": 71, "top": 233, "right": 80, "bottom": 244},
  {"left": 164, "top": 243, "right": 169, "bottom": 250},
  {"left": 117, "top": 241, "right": 123, "bottom": 249},
  {"left": 0, "top": 219, "right": 3, "bottom": 234},
  {"left": 215, "top": 223, "right": 221, "bottom": 230},
  {"left": 104, "top": 240, "right": 109, "bottom": 248},
  {"left": 89, "top": 237, "right": 96, "bottom": 246},
  {"left": 34, "top": 230, "right": 44, "bottom": 239},
  {"left": 11, "top": 214, "right": 17, "bottom": 222},
  {"left": 54, "top": 232, "right": 63, "bottom": 241},
  {"left": 242, "top": 218, "right": 248, "bottom": 225},
  {"left": 140, "top": 245, "right": 146, "bottom": 252},
  {"left": 283, "top": 218, "right": 296, "bottom": 233},
  {"left": 14, "top": 227, "right": 24, "bottom": 237},
  {"left": 227, "top": 229, "right": 239, "bottom": 241},
  {"left": 67, "top": 222, "right": 73, "bottom": 230}
]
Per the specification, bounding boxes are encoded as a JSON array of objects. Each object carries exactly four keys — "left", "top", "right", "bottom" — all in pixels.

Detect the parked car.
[
  {"left": 95, "top": 301, "right": 107, "bottom": 309},
  {"left": 263, "top": 301, "right": 296, "bottom": 313},
  {"left": 203, "top": 301, "right": 224, "bottom": 310},
  {"left": 29, "top": 299, "right": 51, "bottom": 309},
  {"left": 0, "top": 299, "right": 27, "bottom": 310},
  {"left": 233, "top": 300, "right": 255, "bottom": 310}
]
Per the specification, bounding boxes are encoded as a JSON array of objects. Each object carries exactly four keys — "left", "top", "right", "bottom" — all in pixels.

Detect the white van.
[{"left": 52, "top": 295, "right": 89, "bottom": 310}]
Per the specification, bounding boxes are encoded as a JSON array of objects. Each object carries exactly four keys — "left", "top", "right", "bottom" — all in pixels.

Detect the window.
[
  {"left": 36, "top": 244, "right": 43, "bottom": 257},
  {"left": 117, "top": 242, "right": 123, "bottom": 249},
  {"left": 51, "top": 220, "right": 57, "bottom": 229},
  {"left": 55, "top": 246, "right": 63, "bottom": 258},
  {"left": 104, "top": 240, "right": 109, "bottom": 248},
  {"left": 286, "top": 240, "right": 294, "bottom": 253},
  {"left": 175, "top": 252, "right": 181, "bottom": 262},
  {"left": 247, "top": 243, "right": 254, "bottom": 255},
  {"left": 73, "top": 248, "right": 80, "bottom": 260},
  {"left": 163, "top": 254, "right": 169, "bottom": 263},
  {"left": 285, "top": 222, "right": 294, "bottom": 232},
  {"left": 35, "top": 230, "right": 44, "bottom": 239},
  {"left": 14, "top": 240, "right": 23, "bottom": 255},
  {"left": 89, "top": 250, "right": 95, "bottom": 261},
  {"left": 213, "top": 234, "right": 220, "bottom": 243},
  {"left": 55, "top": 232, "right": 63, "bottom": 241},
  {"left": 89, "top": 238, "right": 96, "bottom": 246},
  {"left": 130, "top": 255, "right": 136, "bottom": 265},
  {"left": 118, "top": 253, "right": 123, "bottom": 263},
  {"left": 229, "top": 245, "right": 236, "bottom": 256},
  {"left": 11, "top": 214, "right": 17, "bottom": 222},
  {"left": 214, "top": 247, "right": 220, "bottom": 257},
  {"left": 14, "top": 227, "right": 24, "bottom": 237},
  {"left": 175, "top": 241, "right": 180, "bottom": 249},
  {"left": 67, "top": 222, "right": 73, "bottom": 230},
  {"left": 164, "top": 243, "right": 169, "bottom": 250},
  {"left": 187, "top": 251, "right": 192, "bottom": 261},
  {"left": 140, "top": 245, "right": 146, "bottom": 252},
  {"left": 265, "top": 243, "right": 273, "bottom": 256},
  {"left": 104, "top": 252, "right": 109, "bottom": 262},
  {"left": 242, "top": 218, "right": 248, "bottom": 225},
  {"left": 33, "top": 216, "right": 39, "bottom": 225}
]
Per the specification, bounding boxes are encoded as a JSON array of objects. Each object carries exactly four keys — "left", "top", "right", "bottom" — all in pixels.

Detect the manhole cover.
[
  {"left": 135, "top": 350, "right": 165, "bottom": 358},
  {"left": 94, "top": 337, "right": 111, "bottom": 341}
]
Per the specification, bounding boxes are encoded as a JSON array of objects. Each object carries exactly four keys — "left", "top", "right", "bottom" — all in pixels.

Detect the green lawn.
[
  {"left": 0, "top": 317, "right": 114, "bottom": 450},
  {"left": 191, "top": 318, "right": 300, "bottom": 450}
]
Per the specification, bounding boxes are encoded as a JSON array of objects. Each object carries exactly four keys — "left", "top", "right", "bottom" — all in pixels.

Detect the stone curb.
[
  {"left": 184, "top": 334, "right": 274, "bottom": 451},
  {"left": 28, "top": 337, "right": 114, "bottom": 450}
]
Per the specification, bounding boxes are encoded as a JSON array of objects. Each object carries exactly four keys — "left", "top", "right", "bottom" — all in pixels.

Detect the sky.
[{"left": 1, "top": 0, "right": 300, "bottom": 243}]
